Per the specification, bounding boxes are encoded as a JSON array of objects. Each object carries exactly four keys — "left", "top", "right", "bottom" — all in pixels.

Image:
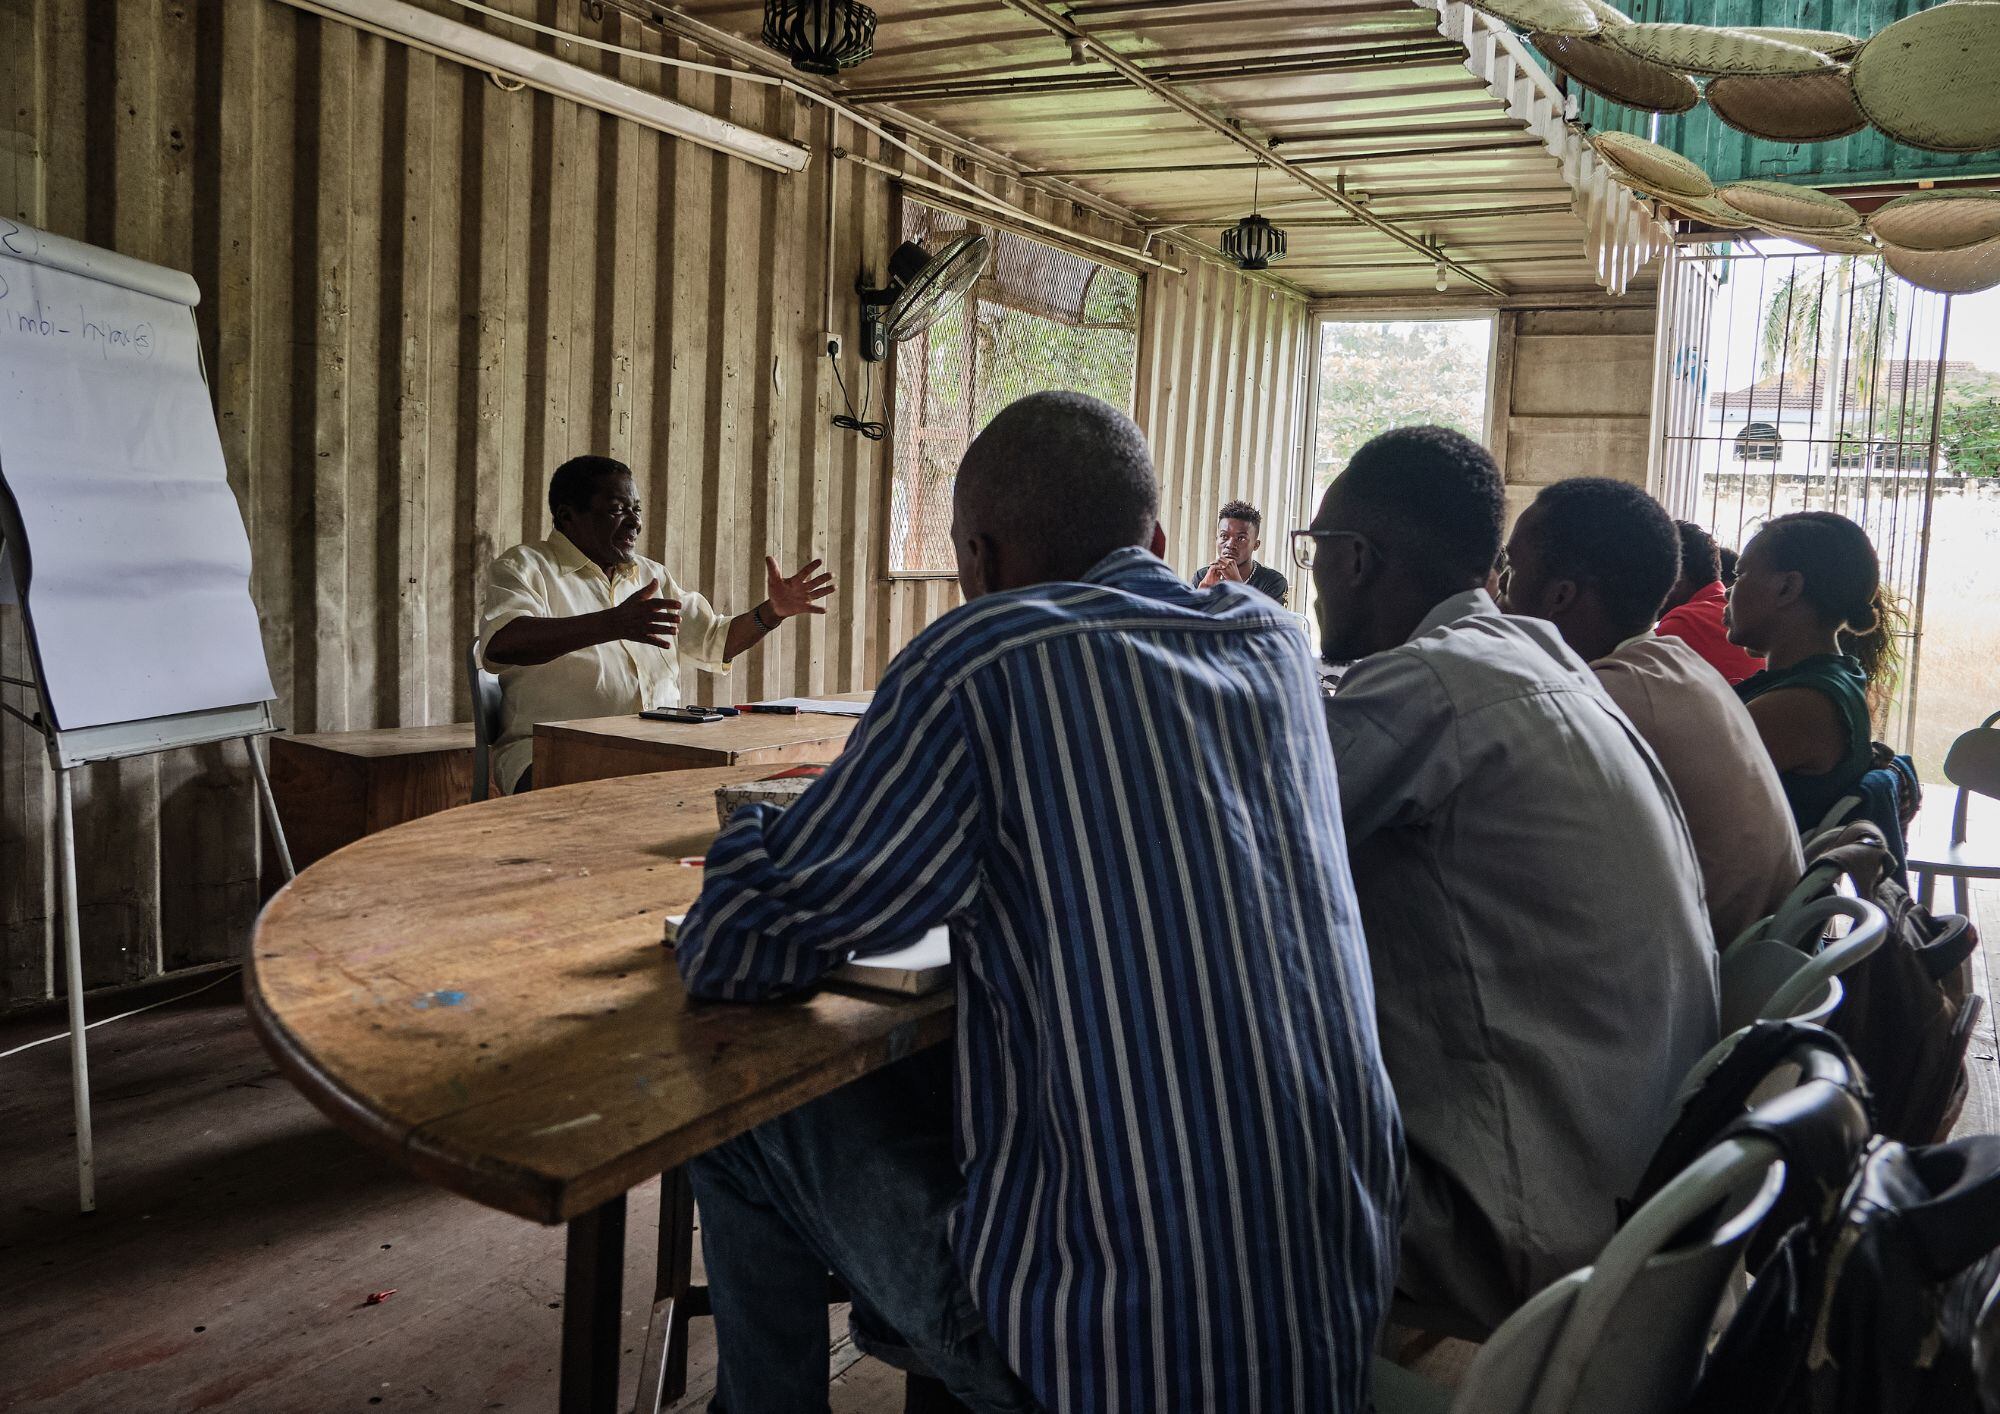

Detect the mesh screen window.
[{"left": 889, "top": 203, "right": 1141, "bottom": 575}]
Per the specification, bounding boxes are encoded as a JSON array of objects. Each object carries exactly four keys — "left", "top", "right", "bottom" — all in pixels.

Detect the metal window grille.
[
  {"left": 888, "top": 202, "right": 1141, "bottom": 575},
  {"left": 1652, "top": 242, "right": 1955, "bottom": 752}
]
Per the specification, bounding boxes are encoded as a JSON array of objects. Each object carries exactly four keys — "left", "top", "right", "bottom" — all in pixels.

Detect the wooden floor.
[
  {"left": 2, "top": 880, "right": 1994, "bottom": 1414},
  {"left": 0, "top": 974, "right": 903, "bottom": 1414}
]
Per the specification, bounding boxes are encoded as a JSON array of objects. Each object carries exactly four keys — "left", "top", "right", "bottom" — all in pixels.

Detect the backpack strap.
[{"left": 1628, "top": 1023, "right": 1871, "bottom": 1215}]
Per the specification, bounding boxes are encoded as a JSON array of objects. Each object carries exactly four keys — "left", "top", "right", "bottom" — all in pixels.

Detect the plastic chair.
[
  {"left": 1637, "top": 1022, "right": 1871, "bottom": 1245},
  {"left": 1717, "top": 895, "right": 1887, "bottom": 1036},
  {"left": 1372, "top": 1138, "right": 1787, "bottom": 1414},
  {"left": 466, "top": 637, "right": 504, "bottom": 802},
  {"left": 1908, "top": 708, "right": 2000, "bottom": 916}
]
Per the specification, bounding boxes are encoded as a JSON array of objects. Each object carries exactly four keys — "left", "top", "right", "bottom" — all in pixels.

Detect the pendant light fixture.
[
  {"left": 1221, "top": 164, "right": 1288, "bottom": 271},
  {"left": 761, "top": 0, "right": 878, "bottom": 77}
]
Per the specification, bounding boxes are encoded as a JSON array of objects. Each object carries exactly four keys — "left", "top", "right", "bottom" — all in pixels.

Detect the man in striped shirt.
[{"left": 676, "top": 392, "right": 1403, "bottom": 1413}]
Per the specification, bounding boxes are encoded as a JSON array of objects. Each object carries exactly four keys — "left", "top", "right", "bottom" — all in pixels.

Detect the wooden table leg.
[
  {"left": 560, "top": 1195, "right": 627, "bottom": 1414},
  {"left": 635, "top": 1166, "right": 700, "bottom": 1413}
]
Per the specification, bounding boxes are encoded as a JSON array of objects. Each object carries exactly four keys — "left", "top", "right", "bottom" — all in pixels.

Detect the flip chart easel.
[{"left": 0, "top": 219, "right": 295, "bottom": 1213}]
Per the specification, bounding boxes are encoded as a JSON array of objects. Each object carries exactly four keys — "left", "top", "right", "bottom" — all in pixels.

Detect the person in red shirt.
[{"left": 1658, "top": 520, "right": 1763, "bottom": 685}]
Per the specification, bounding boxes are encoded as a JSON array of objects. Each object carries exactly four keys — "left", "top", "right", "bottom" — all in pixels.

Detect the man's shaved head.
[{"left": 952, "top": 391, "right": 1160, "bottom": 597}]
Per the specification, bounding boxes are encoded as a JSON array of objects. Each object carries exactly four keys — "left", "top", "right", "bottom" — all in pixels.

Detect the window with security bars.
[{"left": 888, "top": 202, "right": 1141, "bottom": 574}]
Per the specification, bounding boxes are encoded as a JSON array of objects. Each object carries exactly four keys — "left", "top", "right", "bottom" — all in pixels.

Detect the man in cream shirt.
[
  {"left": 1501, "top": 476, "right": 1802, "bottom": 945},
  {"left": 479, "top": 455, "right": 835, "bottom": 792}
]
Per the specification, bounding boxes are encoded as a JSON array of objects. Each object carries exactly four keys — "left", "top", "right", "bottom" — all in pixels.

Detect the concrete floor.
[
  {"left": 0, "top": 974, "right": 902, "bottom": 1414},
  {"left": 3, "top": 880, "right": 1994, "bottom": 1414}
]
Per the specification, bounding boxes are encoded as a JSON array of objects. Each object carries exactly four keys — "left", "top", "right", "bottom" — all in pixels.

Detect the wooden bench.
[{"left": 267, "top": 724, "right": 479, "bottom": 871}]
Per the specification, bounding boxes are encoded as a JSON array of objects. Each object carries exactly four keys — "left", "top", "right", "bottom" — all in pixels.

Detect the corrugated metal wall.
[
  {"left": 0, "top": 0, "right": 1307, "bottom": 1004},
  {"left": 1140, "top": 257, "right": 1312, "bottom": 599}
]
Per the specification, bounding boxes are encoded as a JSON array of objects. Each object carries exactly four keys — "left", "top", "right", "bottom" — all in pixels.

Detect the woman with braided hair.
[{"left": 1725, "top": 510, "right": 1905, "bottom": 832}]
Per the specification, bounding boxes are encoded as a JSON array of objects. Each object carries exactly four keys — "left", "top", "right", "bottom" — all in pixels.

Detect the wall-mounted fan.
[{"left": 856, "top": 235, "right": 990, "bottom": 362}]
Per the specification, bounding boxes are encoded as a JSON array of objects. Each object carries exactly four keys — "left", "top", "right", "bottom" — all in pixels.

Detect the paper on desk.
[
  {"left": 753, "top": 696, "right": 872, "bottom": 718},
  {"left": 660, "top": 914, "right": 951, "bottom": 994}
]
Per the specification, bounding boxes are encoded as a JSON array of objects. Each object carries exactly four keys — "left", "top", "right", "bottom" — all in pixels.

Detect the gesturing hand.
[
  {"left": 766, "top": 556, "right": 837, "bottom": 619},
  {"left": 602, "top": 579, "right": 682, "bottom": 649},
  {"left": 1215, "top": 554, "right": 1250, "bottom": 584}
]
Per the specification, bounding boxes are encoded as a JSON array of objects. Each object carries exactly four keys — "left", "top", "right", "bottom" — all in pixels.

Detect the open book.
[{"left": 661, "top": 916, "right": 953, "bottom": 997}]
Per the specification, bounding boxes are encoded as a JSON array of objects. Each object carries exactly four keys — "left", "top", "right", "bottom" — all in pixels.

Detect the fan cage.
[
  {"left": 761, "top": 0, "right": 877, "bottom": 77},
  {"left": 1221, "top": 213, "right": 1288, "bottom": 271},
  {"left": 886, "top": 236, "right": 990, "bottom": 340}
]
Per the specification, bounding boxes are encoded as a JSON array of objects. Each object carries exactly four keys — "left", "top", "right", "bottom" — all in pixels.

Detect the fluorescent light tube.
[{"left": 276, "top": 0, "right": 811, "bottom": 175}]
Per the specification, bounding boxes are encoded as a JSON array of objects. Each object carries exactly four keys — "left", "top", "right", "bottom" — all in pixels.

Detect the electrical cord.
[
  {"left": 0, "top": 966, "right": 240, "bottom": 1061},
  {"left": 831, "top": 354, "right": 887, "bottom": 440}
]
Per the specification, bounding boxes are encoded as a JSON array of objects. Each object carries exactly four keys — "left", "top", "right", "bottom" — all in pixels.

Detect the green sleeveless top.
[{"left": 1735, "top": 653, "right": 1874, "bottom": 832}]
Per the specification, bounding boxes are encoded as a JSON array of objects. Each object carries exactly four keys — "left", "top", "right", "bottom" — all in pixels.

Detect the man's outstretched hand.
[
  {"left": 603, "top": 579, "right": 682, "bottom": 647},
  {"left": 766, "top": 556, "right": 838, "bottom": 619}
]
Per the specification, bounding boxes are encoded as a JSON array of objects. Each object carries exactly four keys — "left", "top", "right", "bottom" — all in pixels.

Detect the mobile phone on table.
[{"left": 641, "top": 706, "right": 723, "bottom": 723}]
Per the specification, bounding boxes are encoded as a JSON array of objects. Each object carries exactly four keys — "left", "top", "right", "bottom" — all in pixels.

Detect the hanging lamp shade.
[
  {"left": 761, "top": 0, "right": 877, "bottom": 77},
  {"left": 1221, "top": 213, "right": 1287, "bottom": 270}
]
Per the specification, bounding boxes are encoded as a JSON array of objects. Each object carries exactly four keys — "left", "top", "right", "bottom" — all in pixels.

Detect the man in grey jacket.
[{"left": 1301, "top": 426, "right": 1718, "bottom": 1333}]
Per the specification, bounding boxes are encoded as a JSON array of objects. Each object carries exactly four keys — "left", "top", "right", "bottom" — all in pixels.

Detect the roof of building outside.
[{"left": 1710, "top": 359, "right": 1974, "bottom": 416}]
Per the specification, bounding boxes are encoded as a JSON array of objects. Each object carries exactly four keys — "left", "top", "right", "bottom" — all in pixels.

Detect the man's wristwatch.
[{"left": 752, "top": 601, "right": 775, "bottom": 632}]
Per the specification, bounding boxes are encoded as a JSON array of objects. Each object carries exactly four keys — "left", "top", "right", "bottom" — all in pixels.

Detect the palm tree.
[{"left": 1757, "top": 258, "right": 1902, "bottom": 418}]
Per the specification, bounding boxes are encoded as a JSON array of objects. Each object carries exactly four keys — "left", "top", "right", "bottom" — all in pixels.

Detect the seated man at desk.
[
  {"left": 1307, "top": 426, "right": 1716, "bottom": 1334},
  {"left": 478, "top": 455, "right": 834, "bottom": 792},
  {"left": 676, "top": 393, "right": 1404, "bottom": 1414},
  {"left": 1500, "top": 477, "right": 1802, "bottom": 946}
]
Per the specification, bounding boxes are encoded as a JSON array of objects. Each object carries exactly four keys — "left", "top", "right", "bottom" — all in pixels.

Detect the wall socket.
[{"left": 822, "top": 332, "right": 842, "bottom": 359}]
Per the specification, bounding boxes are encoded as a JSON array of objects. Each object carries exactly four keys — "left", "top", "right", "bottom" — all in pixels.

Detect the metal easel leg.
[
  {"left": 55, "top": 768, "right": 95, "bottom": 1214},
  {"left": 244, "top": 735, "right": 295, "bottom": 882}
]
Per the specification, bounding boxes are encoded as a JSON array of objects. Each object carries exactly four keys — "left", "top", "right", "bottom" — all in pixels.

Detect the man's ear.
[
  {"left": 1341, "top": 532, "right": 1378, "bottom": 589},
  {"left": 1545, "top": 577, "right": 1581, "bottom": 616},
  {"left": 1148, "top": 521, "right": 1167, "bottom": 558},
  {"left": 959, "top": 531, "right": 996, "bottom": 601}
]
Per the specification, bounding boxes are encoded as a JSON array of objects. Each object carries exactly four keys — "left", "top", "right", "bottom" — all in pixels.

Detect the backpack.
[
  {"left": 1690, "top": 1134, "right": 2000, "bottom": 1414},
  {"left": 1625, "top": 1022, "right": 1872, "bottom": 1238},
  {"left": 1789, "top": 823, "right": 1982, "bottom": 1145}
]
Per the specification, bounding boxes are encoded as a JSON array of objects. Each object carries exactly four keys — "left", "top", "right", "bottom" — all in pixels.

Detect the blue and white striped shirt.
[{"left": 678, "top": 548, "right": 1404, "bottom": 1414}]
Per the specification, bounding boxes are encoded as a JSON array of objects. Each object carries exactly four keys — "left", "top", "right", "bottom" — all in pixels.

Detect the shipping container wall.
[
  {"left": 0, "top": 0, "right": 1307, "bottom": 1003},
  {"left": 1141, "top": 258, "right": 1313, "bottom": 600}
]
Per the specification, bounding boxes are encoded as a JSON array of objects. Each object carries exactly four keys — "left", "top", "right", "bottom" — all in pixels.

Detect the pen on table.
[
  {"left": 678, "top": 856, "right": 706, "bottom": 867},
  {"left": 736, "top": 703, "right": 799, "bottom": 714}
]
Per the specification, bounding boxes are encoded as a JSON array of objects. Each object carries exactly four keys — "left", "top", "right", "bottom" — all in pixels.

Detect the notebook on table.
[{"left": 660, "top": 916, "right": 953, "bottom": 997}]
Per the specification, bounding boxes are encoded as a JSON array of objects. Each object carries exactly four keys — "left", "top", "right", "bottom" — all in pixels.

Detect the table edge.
[
  {"left": 243, "top": 948, "right": 569, "bottom": 1224},
  {"left": 245, "top": 911, "right": 958, "bottom": 1225}
]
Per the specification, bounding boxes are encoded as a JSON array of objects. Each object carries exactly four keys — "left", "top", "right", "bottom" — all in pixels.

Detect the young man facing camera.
[
  {"left": 1193, "top": 499, "right": 1291, "bottom": 604},
  {"left": 1303, "top": 426, "right": 1716, "bottom": 1334},
  {"left": 1500, "top": 477, "right": 1802, "bottom": 946},
  {"left": 676, "top": 393, "right": 1403, "bottom": 1414}
]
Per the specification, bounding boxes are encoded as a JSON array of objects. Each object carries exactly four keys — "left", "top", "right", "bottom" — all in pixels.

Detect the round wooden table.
[{"left": 247, "top": 765, "right": 953, "bottom": 1414}]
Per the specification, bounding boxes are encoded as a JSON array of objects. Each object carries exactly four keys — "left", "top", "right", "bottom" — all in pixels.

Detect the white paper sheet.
[
  {"left": 753, "top": 696, "right": 872, "bottom": 718},
  {"left": 0, "top": 221, "right": 274, "bottom": 730},
  {"left": 661, "top": 915, "right": 948, "bottom": 971},
  {"left": 844, "top": 926, "right": 950, "bottom": 972}
]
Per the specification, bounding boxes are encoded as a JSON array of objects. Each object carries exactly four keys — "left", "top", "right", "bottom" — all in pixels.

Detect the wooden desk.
[
  {"left": 245, "top": 767, "right": 952, "bottom": 1414},
  {"left": 268, "top": 724, "right": 478, "bottom": 870},
  {"left": 534, "top": 693, "right": 872, "bottom": 787}
]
